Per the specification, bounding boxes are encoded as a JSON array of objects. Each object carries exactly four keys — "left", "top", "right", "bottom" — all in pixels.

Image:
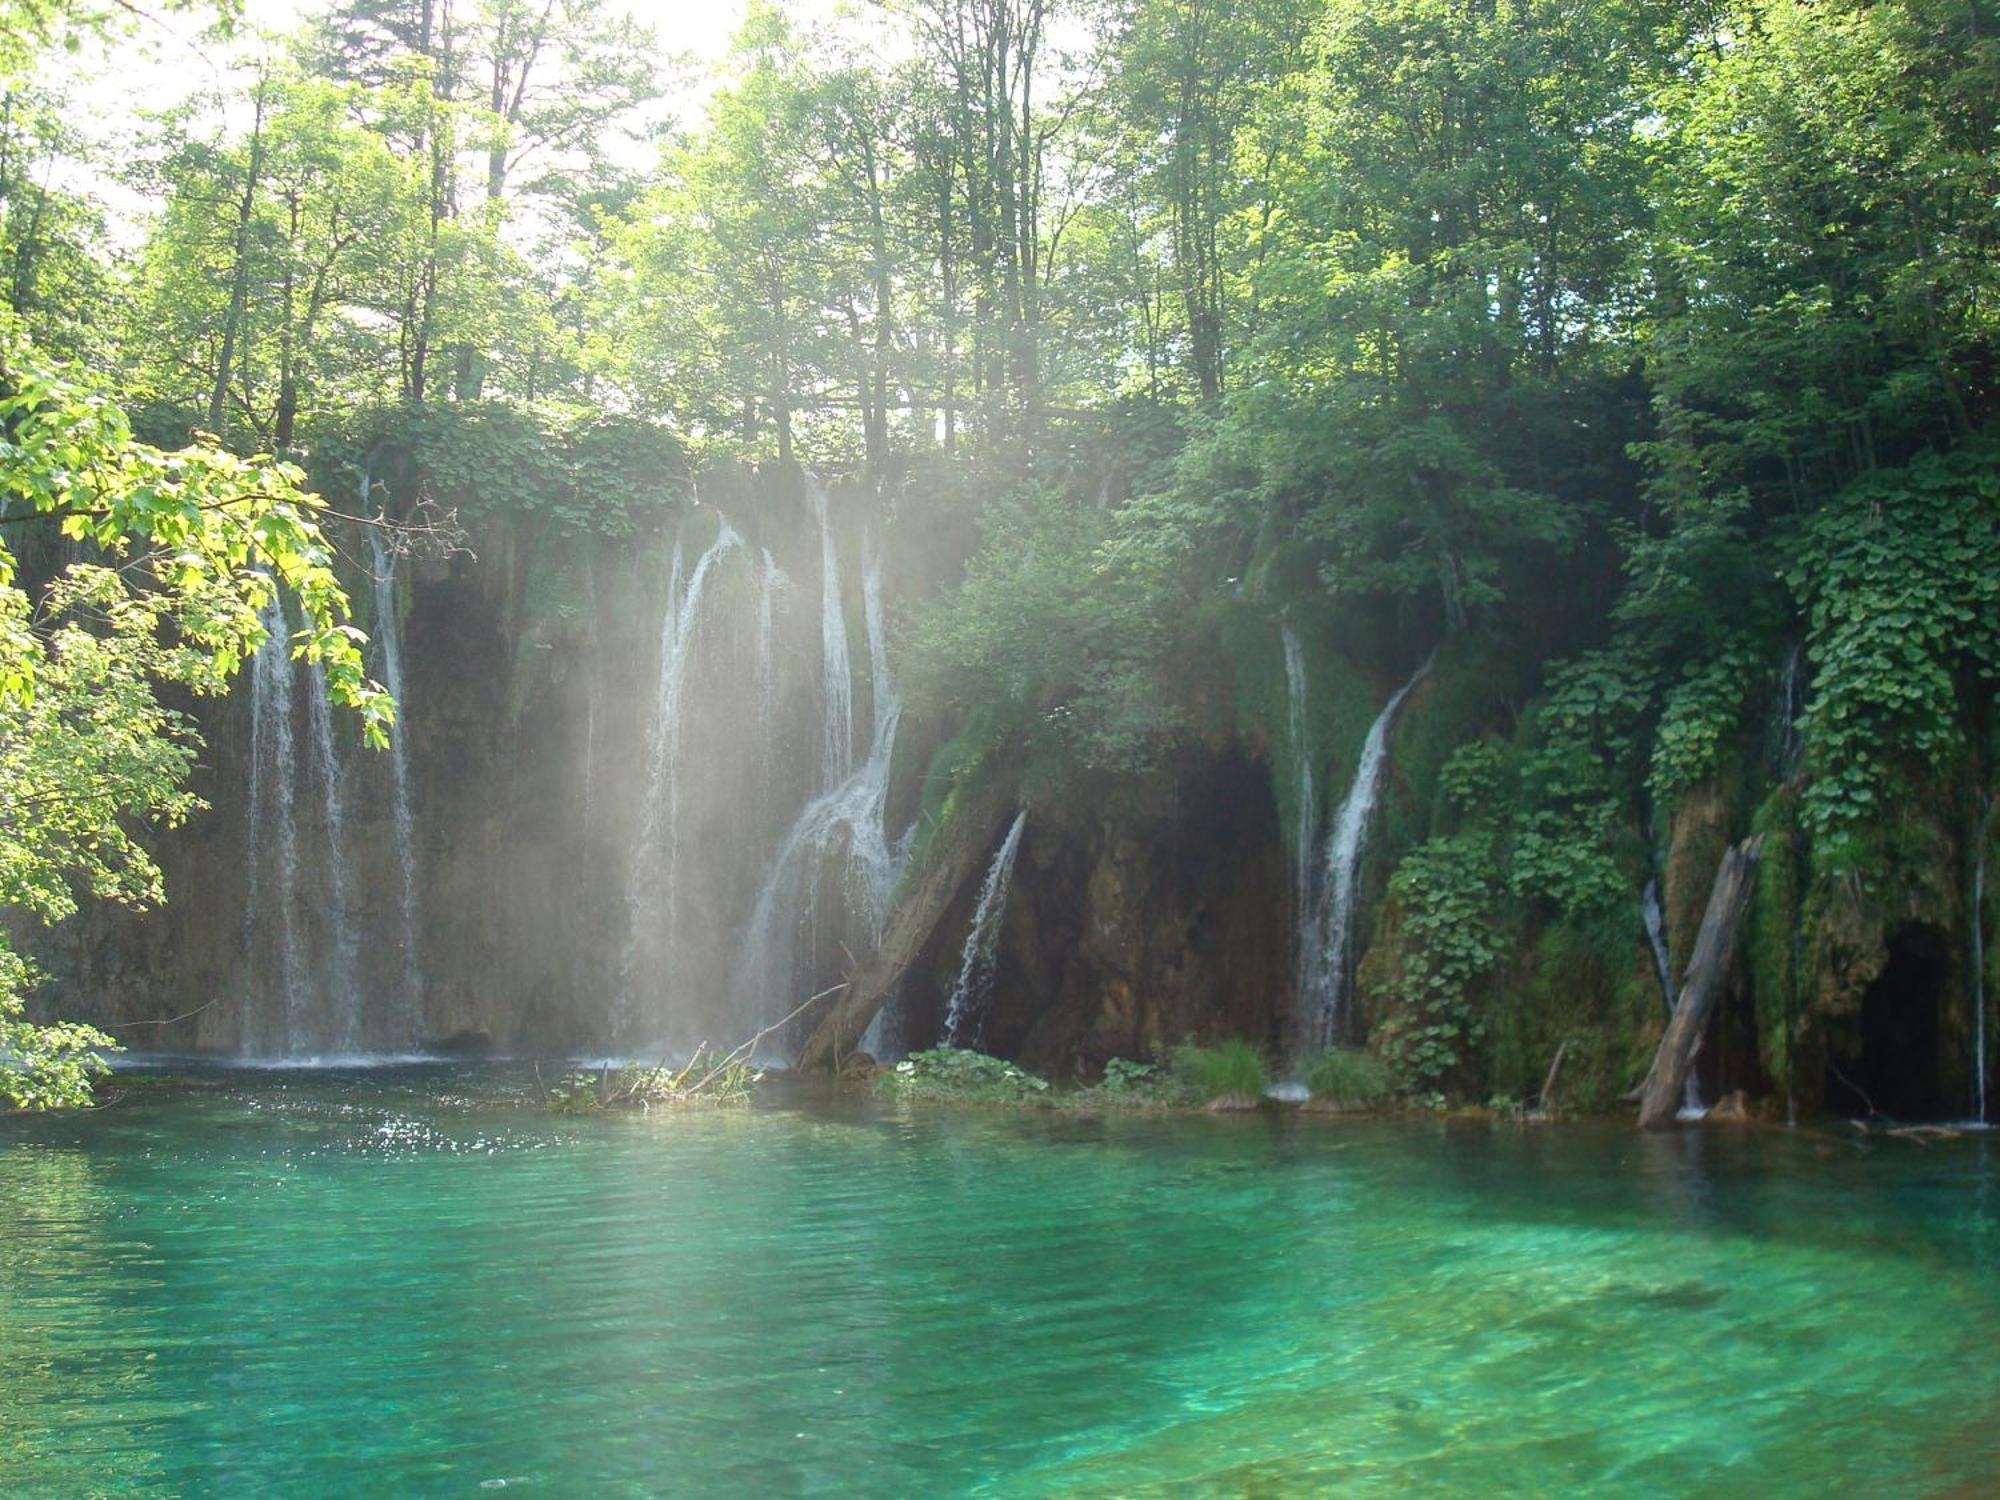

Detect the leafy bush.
[
  {"left": 1, "top": 950, "right": 112, "bottom": 1111},
  {"left": 1305, "top": 1048, "right": 1392, "bottom": 1109},
  {"left": 1787, "top": 444, "right": 2000, "bottom": 870},
  {"left": 1066, "top": 1056, "right": 1182, "bottom": 1110},
  {"left": 1167, "top": 1039, "right": 1269, "bottom": 1102},
  {"left": 878, "top": 1047, "right": 1051, "bottom": 1103}
]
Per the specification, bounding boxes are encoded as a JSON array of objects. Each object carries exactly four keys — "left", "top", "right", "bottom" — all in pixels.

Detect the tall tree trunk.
[{"left": 210, "top": 79, "right": 269, "bottom": 432}]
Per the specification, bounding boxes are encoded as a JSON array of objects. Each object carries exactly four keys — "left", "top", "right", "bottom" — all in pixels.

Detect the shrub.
[
  {"left": 878, "top": 1047, "right": 1051, "bottom": 1103},
  {"left": 1168, "top": 1039, "right": 1269, "bottom": 1102},
  {"left": 1066, "top": 1056, "right": 1181, "bottom": 1110},
  {"left": 1305, "top": 1048, "right": 1392, "bottom": 1109},
  {"left": 542, "top": 1047, "right": 762, "bottom": 1112}
]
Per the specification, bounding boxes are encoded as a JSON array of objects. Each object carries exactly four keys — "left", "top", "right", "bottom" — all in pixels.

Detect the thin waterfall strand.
[
  {"left": 942, "top": 810, "right": 1029, "bottom": 1048},
  {"left": 1975, "top": 799, "right": 1990, "bottom": 1124},
  {"left": 243, "top": 592, "right": 306, "bottom": 1052},
  {"left": 1642, "top": 878, "right": 1674, "bottom": 1008},
  {"left": 306, "top": 665, "right": 361, "bottom": 1051},
  {"left": 1301, "top": 654, "right": 1431, "bottom": 1054},
  {"left": 1643, "top": 873, "right": 1707, "bottom": 1117},
  {"left": 368, "top": 524, "right": 423, "bottom": 1046},
  {"left": 737, "top": 538, "right": 904, "bottom": 1056},
  {"left": 810, "top": 481, "right": 853, "bottom": 789},
  {"left": 621, "top": 517, "right": 743, "bottom": 1038}
]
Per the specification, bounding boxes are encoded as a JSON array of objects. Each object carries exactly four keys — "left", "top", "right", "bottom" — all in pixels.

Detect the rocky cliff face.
[
  {"left": 891, "top": 747, "right": 1291, "bottom": 1075},
  {"left": 29, "top": 467, "right": 1303, "bottom": 1068}
]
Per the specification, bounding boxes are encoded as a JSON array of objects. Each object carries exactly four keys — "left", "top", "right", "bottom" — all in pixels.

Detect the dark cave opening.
[{"left": 1826, "top": 925, "right": 1953, "bottom": 1120}]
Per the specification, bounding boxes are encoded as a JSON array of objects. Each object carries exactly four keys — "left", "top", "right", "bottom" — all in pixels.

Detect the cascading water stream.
[
  {"left": 1641, "top": 873, "right": 1706, "bottom": 1117},
  {"left": 243, "top": 591, "right": 306, "bottom": 1052},
  {"left": 810, "top": 481, "right": 854, "bottom": 789},
  {"left": 306, "top": 665, "right": 361, "bottom": 1051},
  {"left": 1299, "top": 653, "right": 1432, "bottom": 1055},
  {"left": 367, "top": 520, "right": 423, "bottom": 1047},
  {"left": 1641, "top": 878, "right": 1674, "bottom": 1006},
  {"left": 737, "top": 535, "right": 905, "bottom": 1057},
  {"left": 1281, "top": 623, "right": 1318, "bottom": 1009},
  {"left": 1974, "top": 797, "right": 1991, "bottom": 1124},
  {"left": 1777, "top": 641, "right": 1805, "bottom": 775},
  {"left": 942, "top": 810, "right": 1029, "bottom": 1049},
  {"left": 620, "top": 516, "right": 743, "bottom": 1041},
  {"left": 756, "top": 547, "right": 789, "bottom": 766}
]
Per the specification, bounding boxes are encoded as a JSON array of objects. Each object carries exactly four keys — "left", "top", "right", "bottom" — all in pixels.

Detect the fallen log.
[
  {"left": 794, "top": 773, "right": 1018, "bottom": 1073},
  {"left": 1637, "top": 834, "right": 1765, "bottom": 1130}
]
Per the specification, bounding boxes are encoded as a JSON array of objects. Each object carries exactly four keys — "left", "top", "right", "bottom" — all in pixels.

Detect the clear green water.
[{"left": 3, "top": 1068, "right": 1997, "bottom": 1497}]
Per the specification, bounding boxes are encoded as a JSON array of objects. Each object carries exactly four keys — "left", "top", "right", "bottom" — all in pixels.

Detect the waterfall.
[
  {"left": 737, "top": 538, "right": 905, "bottom": 1057},
  {"left": 306, "top": 665, "right": 360, "bottom": 1051},
  {"left": 1641, "top": 873, "right": 1707, "bottom": 1117},
  {"left": 1299, "top": 654, "right": 1431, "bottom": 1054},
  {"left": 1642, "top": 878, "right": 1673, "bottom": 1007},
  {"left": 1281, "top": 623, "right": 1319, "bottom": 1010},
  {"left": 242, "top": 591, "right": 306, "bottom": 1052},
  {"left": 942, "top": 810, "right": 1028, "bottom": 1049},
  {"left": 1775, "top": 640, "right": 1805, "bottom": 776},
  {"left": 756, "top": 547, "right": 789, "bottom": 750},
  {"left": 621, "top": 517, "right": 744, "bottom": 1040},
  {"left": 810, "top": 481, "right": 854, "bottom": 789},
  {"left": 367, "top": 524, "right": 423, "bottom": 1047},
  {"left": 1975, "top": 799, "right": 1991, "bottom": 1124}
]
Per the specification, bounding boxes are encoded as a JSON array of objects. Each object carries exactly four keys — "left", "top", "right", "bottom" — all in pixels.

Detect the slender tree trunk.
[
  {"left": 210, "top": 79, "right": 269, "bottom": 432},
  {"left": 1638, "top": 836, "right": 1764, "bottom": 1130},
  {"left": 795, "top": 774, "right": 1017, "bottom": 1071}
]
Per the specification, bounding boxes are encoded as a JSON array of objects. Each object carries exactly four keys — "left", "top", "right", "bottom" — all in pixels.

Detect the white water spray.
[
  {"left": 737, "top": 538, "right": 905, "bottom": 1056},
  {"left": 1975, "top": 799, "right": 1991, "bottom": 1124},
  {"left": 306, "top": 665, "right": 360, "bottom": 1050},
  {"left": 756, "top": 547, "right": 788, "bottom": 738},
  {"left": 368, "top": 520, "right": 423, "bottom": 1046},
  {"left": 1641, "top": 878, "right": 1674, "bottom": 1006},
  {"left": 622, "top": 517, "right": 744, "bottom": 1038},
  {"left": 810, "top": 481, "right": 854, "bottom": 789},
  {"left": 942, "top": 810, "right": 1029, "bottom": 1048},
  {"left": 243, "top": 591, "right": 306, "bottom": 1052},
  {"left": 1300, "top": 654, "right": 1431, "bottom": 1054}
]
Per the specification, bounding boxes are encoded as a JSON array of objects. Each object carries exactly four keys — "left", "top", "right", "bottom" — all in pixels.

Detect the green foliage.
[
  {"left": 0, "top": 314, "right": 385, "bottom": 1105},
  {"left": 878, "top": 1047, "right": 1052, "bottom": 1104},
  {"left": 1167, "top": 1038, "right": 1269, "bottom": 1102},
  {"left": 1748, "top": 791, "right": 1804, "bottom": 1096},
  {"left": 1066, "top": 1056, "right": 1183, "bottom": 1110},
  {"left": 0, "top": 948, "right": 110, "bottom": 1110},
  {"left": 1649, "top": 643, "right": 1767, "bottom": 803},
  {"left": 1373, "top": 831, "right": 1502, "bottom": 1092},
  {"left": 1304, "top": 1048, "right": 1391, "bottom": 1109},
  {"left": 905, "top": 484, "right": 1183, "bottom": 776},
  {"left": 1787, "top": 444, "right": 2000, "bottom": 869}
]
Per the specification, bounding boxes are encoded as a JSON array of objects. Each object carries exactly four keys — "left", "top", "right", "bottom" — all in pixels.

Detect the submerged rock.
[{"left": 1705, "top": 1089, "right": 1754, "bottom": 1123}]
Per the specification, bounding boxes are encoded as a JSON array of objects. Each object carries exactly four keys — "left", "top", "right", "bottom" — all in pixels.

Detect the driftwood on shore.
[
  {"left": 1636, "top": 834, "right": 1765, "bottom": 1130},
  {"left": 794, "top": 774, "right": 1017, "bottom": 1073}
]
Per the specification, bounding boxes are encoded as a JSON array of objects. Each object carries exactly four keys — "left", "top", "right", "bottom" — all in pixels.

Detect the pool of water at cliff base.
[{"left": 3, "top": 1065, "right": 1997, "bottom": 1497}]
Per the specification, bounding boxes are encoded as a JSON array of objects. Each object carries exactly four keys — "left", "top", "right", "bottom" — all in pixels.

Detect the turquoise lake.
[{"left": 3, "top": 1066, "right": 1997, "bottom": 1496}]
